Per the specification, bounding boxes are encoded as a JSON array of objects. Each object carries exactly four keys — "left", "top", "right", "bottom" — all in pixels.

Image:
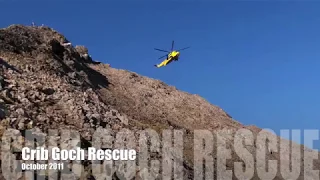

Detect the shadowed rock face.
[{"left": 0, "top": 25, "right": 319, "bottom": 179}]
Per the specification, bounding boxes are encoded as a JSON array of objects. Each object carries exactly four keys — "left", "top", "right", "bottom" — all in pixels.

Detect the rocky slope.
[{"left": 0, "top": 24, "right": 319, "bottom": 180}]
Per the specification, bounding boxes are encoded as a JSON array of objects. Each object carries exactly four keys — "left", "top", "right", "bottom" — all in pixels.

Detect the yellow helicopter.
[{"left": 154, "top": 41, "right": 190, "bottom": 68}]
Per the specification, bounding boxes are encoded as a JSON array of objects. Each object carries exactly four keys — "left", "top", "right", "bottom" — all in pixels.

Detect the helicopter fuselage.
[{"left": 168, "top": 51, "right": 180, "bottom": 60}]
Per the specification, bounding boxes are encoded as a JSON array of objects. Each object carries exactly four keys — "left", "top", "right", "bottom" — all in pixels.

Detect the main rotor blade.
[
  {"left": 171, "top": 40, "right": 174, "bottom": 51},
  {"left": 158, "top": 54, "right": 168, "bottom": 59},
  {"left": 154, "top": 48, "right": 169, "bottom": 53},
  {"left": 177, "top": 46, "right": 190, "bottom": 51}
]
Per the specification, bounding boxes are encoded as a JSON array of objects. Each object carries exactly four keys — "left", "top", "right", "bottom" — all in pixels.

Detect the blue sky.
[{"left": 1, "top": 1, "right": 319, "bottom": 149}]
